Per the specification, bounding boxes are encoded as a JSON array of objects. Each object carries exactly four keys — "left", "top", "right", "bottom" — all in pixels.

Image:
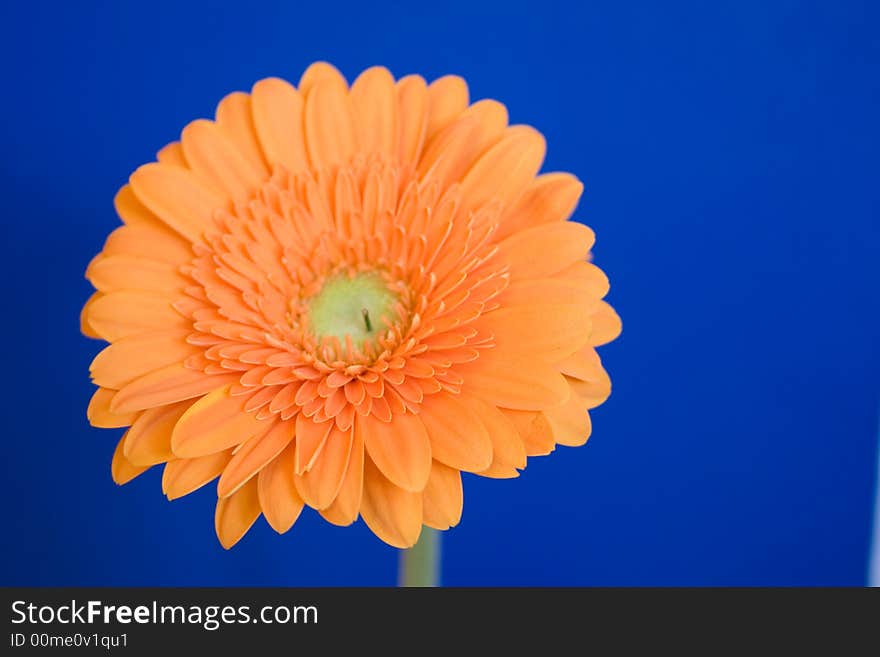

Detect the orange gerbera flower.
[{"left": 82, "top": 62, "right": 621, "bottom": 549}]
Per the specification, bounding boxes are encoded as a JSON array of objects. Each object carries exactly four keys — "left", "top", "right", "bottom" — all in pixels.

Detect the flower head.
[{"left": 83, "top": 62, "right": 621, "bottom": 548}]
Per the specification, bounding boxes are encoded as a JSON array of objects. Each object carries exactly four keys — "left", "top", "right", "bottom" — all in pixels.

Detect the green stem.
[{"left": 398, "top": 528, "right": 441, "bottom": 587}]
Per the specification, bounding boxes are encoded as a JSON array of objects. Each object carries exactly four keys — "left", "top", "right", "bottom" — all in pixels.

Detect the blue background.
[{"left": 1, "top": 0, "right": 878, "bottom": 586}]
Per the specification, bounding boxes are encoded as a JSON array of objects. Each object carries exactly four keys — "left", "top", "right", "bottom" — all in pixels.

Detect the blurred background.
[{"left": 1, "top": 0, "right": 877, "bottom": 585}]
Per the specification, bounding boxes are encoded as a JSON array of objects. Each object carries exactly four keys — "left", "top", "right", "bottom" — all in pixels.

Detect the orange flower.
[{"left": 82, "top": 62, "right": 621, "bottom": 549}]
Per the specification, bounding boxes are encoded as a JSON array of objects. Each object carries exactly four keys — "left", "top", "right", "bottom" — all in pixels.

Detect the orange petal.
[
  {"left": 422, "top": 460, "right": 463, "bottom": 530},
  {"left": 293, "top": 414, "right": 334, "bottom": 474},
  {"left": 417, "top": 391, "right": 492, "bottom": 472},
  {"left": 396, "top": 74, "right": 428, "bottom": 165},
  {"left": 111, "top": 363, "right": 236, "bottom": 414},
  {"left": 425, "top": 75, "right": 468, "bottom": 142},
  {"left": 319, "top": 429, "right": 364, "bottom": 526},
  {"left": 114, "top": 184, "right": 163, "bottom": 228},
  {"left": 156, "top": 142, "right": 187, "bottom": 167},
  {"left": 459, "top": 125, "right": 545, "bottom": 212},
  {"left": 360, "top": 455, "right": 423, "bottom": 548},
  {"left": 171, "top": 384, "right": 273, "bottom": 458},
  {"left": 81, "top": 291, "right": 103, "bottom": 339},
  {"left": 496, "top": 172, "right": 583, "bottom": 240},
  {"left": 351, "top": 66, "right": 397, "bottom": 157},
  {"left": 475, "top": 303, "right": 592, "bottom": 362},
  {"left": 298, "top": 61, "right": 348, "bottom": 97},
  {"left": 457, "top": 352, "right": 570, "bottom": 411},
  {"left": 294, "top": 424, "right": 353, "bottom": 509},
  {"left": 304, "top": 76, "right": 358, "bottom": 169},
  {"left": 123, "top": 400, "right": 189, "bottom": 466},
  {"left": 86, "top": 255, "right": 188, "bottom": 295},
  {"left": 129, "top": 162, "right": 226, "bottom": 243},
  {"left": 162, "top": 450, "right": 232, "bottom": 500},
  {"left": 567, "top": 374, "right": 612, "bottom": 410},
  {"left": 497, "top": 278, "right": 597, "bottom": 309},
  {"left": 464, "top": 396, "right": 527, "bottom": 478},
  {"left": 496, "top": 221, "right": 595, "bottom": 281},
  {"left": 554, "top": 261, "right": 610, "bottom": 300},
  {"left": 257, "top": 443, "right": 305, "bottom": 533},
  {"left": 215, "top": 477, "right": 261, "bottom": 549},
  {"left": 215, "top": 91, "right": 269, "bottom": 176},
  {"left": 418, "top": 100, "right": 508, "bottom": 191},
  {"left": 88, "top": 387, "right": 137, "bottom": 428},
  {"left": 476, "top": 459, "right": 522, "bottom": 479},
  {"left": 87, "top": 291, "right": 188, "bottom": 341},
  {"left": 557, "top": 346, "right": 607, "bottom": 382},
  {"left": 251, "top": 77, "right": 308, "bottom": 173},
  {"left": 544, "top": 390, "right": 592, "bottom": 447},
  {"left": 111, "top": 434, "right": 149, "bottom": 485},
  {"left": 502, "top": 409, "right": 555, "bottom": 457},
  {"left": 181, "top": 119, "right": 263, "bottom": 201},
  {"left": 361, "top": 411, "right": 432, "bottom": 492},
  {"left": 416, "top": 115, "right": 478, "bottom": 187},
  {"left": 459, "top": 99, "right": 509, "bottom": 145},
  {"left": 101, "top": 223, "right": 193, "bottom": 265},
  {"left": 590, "top": 300, "right": 622, "bottom": 346},
  {"left": 217, "top": 419, "right": 293, "bottom": 497},
  {"left": 89, "top": 329, "right": 197, "bottom": 389}
]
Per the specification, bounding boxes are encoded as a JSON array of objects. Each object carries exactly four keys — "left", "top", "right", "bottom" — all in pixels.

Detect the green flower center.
[{"left": 306, "top": 272, "right": 399, "bottom": 348}]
